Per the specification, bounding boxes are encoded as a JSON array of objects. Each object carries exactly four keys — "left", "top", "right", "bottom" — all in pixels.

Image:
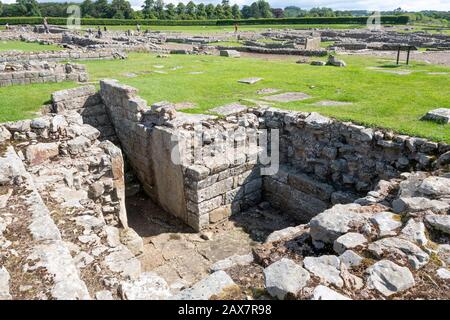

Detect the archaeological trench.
[{"left": 0, "top": 25, "right": 450, "bottom": 300}]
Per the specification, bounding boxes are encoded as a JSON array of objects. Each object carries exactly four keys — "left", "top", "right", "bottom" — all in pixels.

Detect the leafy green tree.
[
  {"left": 81, "top": 0, "right": 96, "bottom": 18},
  {"left": 241, "top": 5, "right": 251, "bottom": 18},
  {"left": 195, "top": 3, "right": 207, "bottom": 20},
  {"left": 309, "top": 7, "right": 335, "bottom": 17},
  {"left": 222, "top": 0, "right": 232, "bottom": 19},
  {"left": 393, "top": 7, "right": 405, "bottom": 15},
  {"left": 214, "top": 4, "right": 224, "bottom": 19},
  {"left": 185, "top": 1, "right": 196, "bottom": 19},
  {"left": 165, "top": 3, "right": 176, "bottom": 19},
  {"left": 110, "top": 0, "right": 133, "bottom": 19},
  {"left": 16, "top": 0, "right": 41, "bottom": 17},
  {"left": 0, "top": 1, "right": 3, "bottom": 17},
  {"left": 154, "top": 0, "right": 164, "bottom": 19},
  {"left": 205, "top": 3, "right": 215, "bottom": 19},
  {"left": 93, "top": 0, "right": 111, "bottom": 18},
  {"left": 231, "top": 4, "right": 241, "bottom": 19},
  {"left": 283, "top": 6, "right": 307, "bottom": 17},
  {"left": 257, "top": 0, "right": 272, "bottom": 18},
  {"left": 249, "top": 2, "right": 260, "bottom": 18},
  {"left": 175, "top": 2, "right": 185, "bottom": 18},
  {"left": 133, "top": 10, "right": 143, "bottom": 19},
  {"left": 142, "top": 0, "right": 156, "bottom": 19}
]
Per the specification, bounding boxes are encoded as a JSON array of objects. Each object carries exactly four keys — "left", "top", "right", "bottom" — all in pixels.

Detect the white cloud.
[{"left": 1, "top": 0, "right": 449, "bottom": 11}]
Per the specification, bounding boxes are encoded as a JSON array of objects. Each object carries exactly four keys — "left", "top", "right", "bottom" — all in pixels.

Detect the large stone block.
[{"left": 25, "top": 143, "right": 59, "bottom": 165}]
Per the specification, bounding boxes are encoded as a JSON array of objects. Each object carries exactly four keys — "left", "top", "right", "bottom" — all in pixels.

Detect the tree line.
[{"left": 0, "top": 0, "right": 448, "bottom": 23}]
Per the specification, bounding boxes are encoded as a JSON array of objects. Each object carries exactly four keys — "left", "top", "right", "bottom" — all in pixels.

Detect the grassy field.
[
  {"left": 0, "top": 52, "right": 449, "bottom": 143},
  {"left": 82, "top": 24, "right": 364, "bottom": 34},
  {"left": 0, "top": 40, "right": 63, "bottom": 52},
  {"left": 0, "top": 82, "right": 77, "bottom": 122},
  {"left": 396, "top": 24, "right": 450, "bottom": 35}
]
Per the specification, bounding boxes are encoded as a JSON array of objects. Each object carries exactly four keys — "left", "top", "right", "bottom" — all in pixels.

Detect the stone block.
[{"left": 209, "top": 205, "right": 232, "bottom": 224}]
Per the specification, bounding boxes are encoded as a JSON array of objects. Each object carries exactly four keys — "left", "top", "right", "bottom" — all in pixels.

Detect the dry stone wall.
[
  {"left": 216, "top": 45, "right": 327, "bottom": 56},
  {"left": 0, "top": 49, "right": 126, "bottom": 63},
  {"left": 99, "top": 80, "right": 188, "bottom": 224},
  {"left": 69, "top": 81, "right": 450, "bottom": 230},
  {"left": 51, "top": 85, "right": 117, "bottom": 142},
  {"left": 0, "top": 62, "right": 87, "bottom": 87},
  {"left": 262, "top": 109, "right": 449, "bottom": 221}
]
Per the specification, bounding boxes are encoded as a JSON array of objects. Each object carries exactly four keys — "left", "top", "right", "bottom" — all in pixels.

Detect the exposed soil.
[
  {"left": 126, "top": 192, "right": 300, "bottom": 290},
  {"left": 342, "top": 49, "right": 450, "bottom": 66}
]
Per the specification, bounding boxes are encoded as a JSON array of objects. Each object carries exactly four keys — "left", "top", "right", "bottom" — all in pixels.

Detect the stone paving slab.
[
  {"left": 422, "top": 108, "right": 450, "bottom": 124},
  {"left": 262, "top": 92, "right": 312, "bottom": 103},
  {"left": 256, "top": 88, "right": 280, "bottom": 95},
  {"left": 238, "top": 77, "right": 263, "bottom": 84},
  {"left": 220, "top": 50, "right": 241, "bottom": 58}
]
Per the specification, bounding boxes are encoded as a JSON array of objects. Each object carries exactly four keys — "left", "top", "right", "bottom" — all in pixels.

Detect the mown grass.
[
  {"left": 0, "top": 82, "right": 77, "bottom": 122},
  {"left": 0, "top": 52, "right": 449, "bottom": 143},
  {"left": 81, "top": 23, "right": 364, "bottom": 34},
  {"left": 210, "top": 41, "right": 243, "bottom": 47},
  {"left": 0, "top": 40, "right": 63, "bottom": 52},
  {"left": 395, "top": 24, "right": 450, "bottom": 35}
]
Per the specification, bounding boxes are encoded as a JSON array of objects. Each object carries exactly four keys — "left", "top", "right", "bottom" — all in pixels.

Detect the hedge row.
[{"left": 0, "top": 15, "right": 410, "bottom": 26}]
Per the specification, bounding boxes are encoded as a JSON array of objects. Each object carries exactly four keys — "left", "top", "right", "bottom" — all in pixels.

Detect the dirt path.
[{"left": 341, "top": 50, "right": 450, "bottom": 66}]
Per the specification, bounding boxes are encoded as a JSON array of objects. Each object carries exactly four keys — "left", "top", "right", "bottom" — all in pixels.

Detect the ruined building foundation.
[{"left": 51, "top": 81, "right": 449, "bottom": 231}]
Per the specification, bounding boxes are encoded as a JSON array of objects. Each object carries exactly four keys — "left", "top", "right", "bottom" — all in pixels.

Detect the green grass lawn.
[
  {"left": 0, "top": 52, "right": 449, "bottom": 143},
  {"left": 0, "top": 82, "right": 78, "bottom": 122},
  {"left": 320, "top": 41, "right": 335, "bottom": 48},
  {"left": 82, "top": 24, "right": 363, "bottom": 34},
  {"left": 0, "top": 40, "right": 63, "bottom": 52},
  {"left": 397, "top": 24, "right": 450, "bottom": 35},
  {"left": 210, "top": 41, "right": 243, "bottom": 47}
]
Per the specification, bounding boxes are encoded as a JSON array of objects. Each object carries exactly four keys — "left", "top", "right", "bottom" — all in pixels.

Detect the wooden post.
[
  {"left": 396, "top": 46, "right": 401, "bottom": 65},
  {"left": 406, "top": 46, "right": 411, "bottom": 65}
]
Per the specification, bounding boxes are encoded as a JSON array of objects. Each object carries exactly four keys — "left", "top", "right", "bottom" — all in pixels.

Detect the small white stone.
[
  {"left": 436, "top": 268, "right": 450, "bottom": 280},
  {"left": 312, "top": 285, "right": 351, "bottom": 300}
]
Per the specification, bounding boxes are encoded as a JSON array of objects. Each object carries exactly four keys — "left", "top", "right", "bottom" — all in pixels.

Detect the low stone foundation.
[
  {"left": 216, "top": 46, "right": 328, "bottom": 56},
  {"left": 0, "top": 62, "right": 87, "bottom": 87},
  {"left": 0, "top": 49, "right": 127, "bottom": 64}
]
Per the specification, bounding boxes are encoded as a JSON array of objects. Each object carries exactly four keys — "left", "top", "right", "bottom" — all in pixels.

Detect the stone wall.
[
  {"left": 216, "top": 46, "right": 327, "bottom": 57},
  {"left": 51, "top": 85, "right": 117, "bottom": 142},
  {"left": 261, "top": 109, "right": 449, "bottom": 221},
  {"left": 62, "top": 34, "right": 165, "bottom": 53},
  {"left": 304, "top": 37, "right": 322, "bottom": 50},
  {"left": 0, "top": 62, "right": 87, "bottom": 87},
  {"left": 97, "top": 81, "right": 263, "bottom": 231},
  {"left": 99, "top": 80, "right": 189, "bottom": 224},
  {"left": 75, "top": 80, "right": 450, "bottom": 230},
  {"left": 0, "top": 49, "right": 126, "bottom": 63}
]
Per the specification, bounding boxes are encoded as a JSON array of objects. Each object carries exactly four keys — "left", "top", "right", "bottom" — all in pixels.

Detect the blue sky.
[{"left": 2, "top": 0, "right": 450, "bottom": 11}]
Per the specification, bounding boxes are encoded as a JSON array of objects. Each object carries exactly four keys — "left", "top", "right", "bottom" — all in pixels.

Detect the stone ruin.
[
  {"left": 0, "top": 24, "right": 449, "bottom": 300},
  {"left": 0, "top": 61, "right": 88, "bottom": 87},
  {"left": 1, "top": 80, "right": 449, "bottom": 300},
  {"left": 263, "top": 28, "right": 450, "bottom": 51}
]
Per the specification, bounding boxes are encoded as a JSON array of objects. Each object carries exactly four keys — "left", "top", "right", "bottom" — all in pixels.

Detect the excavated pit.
[
  {"left": 126, "top": 190, "right": 302, "bottom": 288},
  {"left": 24, "top": 80, "right": 448, "bottom": 297}
]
